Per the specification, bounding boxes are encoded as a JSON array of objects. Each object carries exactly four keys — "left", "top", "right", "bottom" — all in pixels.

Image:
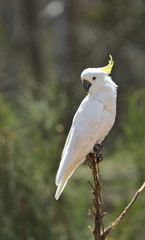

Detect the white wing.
[{"left": 55, "top": 95, "right": 104, "bottom": 199}]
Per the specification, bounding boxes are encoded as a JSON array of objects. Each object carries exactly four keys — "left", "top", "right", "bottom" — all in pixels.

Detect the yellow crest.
[{"left": 99, "top": 55, "right": 114, "bottom": 75}]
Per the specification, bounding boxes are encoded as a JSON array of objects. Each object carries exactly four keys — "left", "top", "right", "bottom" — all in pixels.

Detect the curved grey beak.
[{"left": 82, "top": 80, "right": 92, "bottom": 92}]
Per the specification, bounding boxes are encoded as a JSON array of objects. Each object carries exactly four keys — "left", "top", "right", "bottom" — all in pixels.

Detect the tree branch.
[
  {"left": 87, "top": 152, "right": 103, "bottom": 240},
  {"left": 87, "top": 149, "right": 145, "bottom": 240},
  {"left": 101, "top": 182, "right": 145, "bottom": 239}
]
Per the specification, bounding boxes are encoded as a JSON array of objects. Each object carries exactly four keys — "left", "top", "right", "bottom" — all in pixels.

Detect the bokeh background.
[{"left": 0, "top": 0, "right": 145, "bottom": 239}]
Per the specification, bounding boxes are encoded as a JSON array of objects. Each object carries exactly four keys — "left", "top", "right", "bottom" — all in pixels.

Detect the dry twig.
[
  {"left": 87, "top": 149, "right": 145, "bottom": 240},
  {"left": 100, "top": 182, "right": 145, "bottom": 239},
  {"left": 87, "top": 152, "right": 103, "bottom": 240}
]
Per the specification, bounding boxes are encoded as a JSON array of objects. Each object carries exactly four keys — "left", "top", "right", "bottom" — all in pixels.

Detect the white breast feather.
[{"left": 56, "top": 96, "right": 105, "bottom": 187}]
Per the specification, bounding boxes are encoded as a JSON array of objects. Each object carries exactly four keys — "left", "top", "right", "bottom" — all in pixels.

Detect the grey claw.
[
  {"left": 97, "top": 153, "right": 104, "bottom": 161},
  {"left": 93, "top": 143, "right": 104, "bottom": 153}
]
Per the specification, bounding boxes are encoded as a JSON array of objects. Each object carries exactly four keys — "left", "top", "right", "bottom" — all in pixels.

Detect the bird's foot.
[
  {"left": 93, "top": 143, "right": 104, "bottom": 164},
  {"left": 87, "top": 144, "right": 104, "bottom": 166},
  {"left": 97, "top": 153, "right": 104, "bottom": 164},
  {"left": 89, "top": 152, "right": 103, "bottom": 165},
  {"left": 93, "top": 143, "right": 104, "bottom": 153}
]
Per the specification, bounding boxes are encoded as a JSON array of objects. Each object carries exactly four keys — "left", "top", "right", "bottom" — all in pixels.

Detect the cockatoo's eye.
[{"left": 92, "top": 77, "right": 96, "bottom": 80}]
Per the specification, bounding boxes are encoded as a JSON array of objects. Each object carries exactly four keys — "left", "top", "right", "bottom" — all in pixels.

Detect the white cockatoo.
[{"left": 55, "top": 55, "right": 117, "bottom": 200}]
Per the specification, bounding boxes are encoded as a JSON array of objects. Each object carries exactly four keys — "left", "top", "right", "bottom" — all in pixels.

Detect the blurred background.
[{"left": 0, "top": 0, "right": 145, "bottom": 239}]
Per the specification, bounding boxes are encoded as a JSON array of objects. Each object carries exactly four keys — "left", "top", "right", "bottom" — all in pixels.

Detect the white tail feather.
[
  {"left": 55, "top": 179, "right": 68, "bottom": 200},
  {"left": 55, "top": 162, "right": 79, "bottom": 200},
  {"left": 55, "top": 157, "right": 86, "bottom": 199}
]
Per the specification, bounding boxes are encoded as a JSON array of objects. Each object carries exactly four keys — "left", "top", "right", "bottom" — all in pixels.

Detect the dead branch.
[
  {"left": 101, "top": 182, "right": 145, "bottom": 240},
  {"left": 87, "top": 152, "right": 103, "bottom": 240},
  {"left": 87, "top": 148, "right": 145, "bottom": 240}
]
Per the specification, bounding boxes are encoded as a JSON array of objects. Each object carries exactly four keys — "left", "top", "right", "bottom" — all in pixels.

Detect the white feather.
[{"left": 55, "top": 69, "right": 117, "bottom": 200}]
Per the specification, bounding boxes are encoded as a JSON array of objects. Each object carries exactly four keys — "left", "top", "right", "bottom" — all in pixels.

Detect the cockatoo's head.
[{"left": 81, "top": 55, "right": 117, "bottom": 96}]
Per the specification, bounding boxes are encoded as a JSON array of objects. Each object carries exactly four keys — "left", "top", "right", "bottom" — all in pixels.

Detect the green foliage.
[
  {"left": 101, "top": 89, "right": 145, "bottom": 240},
  {"left": 1, "top": 0, "right": 145, "bottom": 238},
  {"left": 0, "top": 86, "right": 145, "bottom": 240},
  {"left": 0, "top": 84, "right": 68, "bottom": 240},
  {"left": 123, "top": 89, "right": 145, "bottom": 184}
]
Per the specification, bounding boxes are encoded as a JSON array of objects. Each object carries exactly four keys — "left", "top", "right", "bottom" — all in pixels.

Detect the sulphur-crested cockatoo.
[{"left": 55, "top": 55, "right": 117, "bottom": 200}]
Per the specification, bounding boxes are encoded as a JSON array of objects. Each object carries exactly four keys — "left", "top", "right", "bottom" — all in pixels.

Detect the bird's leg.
[
  {"left": 97, "top": 153, "right": 104, "bottom": 163},
  {"left": 93, "top": 143, "right": 104, "bottom": 164},
  {"left": 93, "top": 143, "right": 104, "bottom": 153},
  {"left": 87, "top": 144, "right": 104, "bottom": 165}
]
